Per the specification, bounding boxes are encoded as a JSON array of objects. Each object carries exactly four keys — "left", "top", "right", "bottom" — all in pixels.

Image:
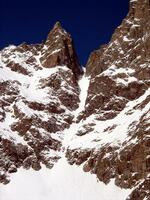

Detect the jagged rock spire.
[
  {"left": 40, "top": 22, "right": 82, "bottom": 78},
  {"left": 46, "top": 21, "right": 67, "bottom": 42},
  {"left": 52, "top": 21, "right": 65, "bottom": 32},
  {"left": 53, "top": 21, "right": 62, "bottom": 29}
]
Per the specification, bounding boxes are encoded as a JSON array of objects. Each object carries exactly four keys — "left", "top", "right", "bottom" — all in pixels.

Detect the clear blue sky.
[{"left": 0, "top": 0, "right": 129, "bottom": 65}]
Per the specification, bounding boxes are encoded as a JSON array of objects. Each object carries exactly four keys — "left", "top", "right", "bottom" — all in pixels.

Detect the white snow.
[
  {"left": 101, "top": 65, "right": 135, "bottom": 77},
  {"left": 0, "top": 100, "right": 30, "bottom": 147},
  {"left": 73, "top": 74, "right": 90, "bottom": 120},
  {"left": 0, "top": 157, "right": 131, "bottom": 200},
  {"left": 0, "top": 63, "right": 69, "bottom": 104},
  {"left": 100, "top": 65, "right": 137, "bottom": 86},
  {"left": 123, "top": 36, "right": 133, "bottom": 42},
  {"left": 0, "top": 60, "right": 73, "bottom": 146},
  {"left": 62, "top": 72, "right": 90, "bottom": 147},
  {"left": 0, "top": 111, "right": 28, "bottom": 145},
  {"left": 116, "top": 76, "right": 137, "bottom": 85},
  {"left": 49, "top": 48, "right": 61, "bottom": 55},
  {"left": 0, "top": 44, "right": 147, "bottom": 200},
  {"left": 65, "top": 88, "right": 150, "bottom": 150}
]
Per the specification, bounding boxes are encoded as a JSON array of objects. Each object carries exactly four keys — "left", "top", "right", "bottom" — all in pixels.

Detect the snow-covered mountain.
[{"left": 0, "top": 0, "right": 149, "bottom": 199}]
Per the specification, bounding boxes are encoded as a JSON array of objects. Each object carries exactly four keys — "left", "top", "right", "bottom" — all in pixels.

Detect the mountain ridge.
[{"left": 0, "top": 0, "right": 150, "bottom": 199}]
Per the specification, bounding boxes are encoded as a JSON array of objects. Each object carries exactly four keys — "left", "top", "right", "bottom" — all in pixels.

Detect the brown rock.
[{"left": 40, "top": 22, "right": 83, "bottom": 78}]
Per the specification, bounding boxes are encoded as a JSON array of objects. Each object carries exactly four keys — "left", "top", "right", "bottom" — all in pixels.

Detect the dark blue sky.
[{"left": 0, "top": 0, "right": 129, "bottom": 65}]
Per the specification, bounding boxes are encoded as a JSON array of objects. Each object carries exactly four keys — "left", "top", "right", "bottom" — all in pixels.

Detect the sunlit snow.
[{"left": 0, "top": 157, "right": 131, "bottom": 200}]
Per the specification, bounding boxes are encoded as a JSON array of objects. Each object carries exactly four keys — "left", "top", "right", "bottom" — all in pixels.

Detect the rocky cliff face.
[
  {"left": 0, "top": 0, "right": 150, "bottom": 199},
  {"left": 41, "top": 22, "right": 82, "bottom": 78},
  {"left": 66, "top": 0, "right": 150, "bottom": 199},
  {"left": 0, "top": 22, "right": 82, "bottom": 184}
]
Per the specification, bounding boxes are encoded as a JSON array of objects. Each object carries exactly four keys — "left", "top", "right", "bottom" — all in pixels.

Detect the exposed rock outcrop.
[
  {"left": 0, "top": 1, "right": 150, "bottom": 199},
  {"left": 65, "top": 0, "right": 150, "bottom": 199},
  {"left": 40, "top": 21, "right": 82, "bottom": 78},
  {"left": 0, "top": 22, "right": 81, "bottom": 183}
]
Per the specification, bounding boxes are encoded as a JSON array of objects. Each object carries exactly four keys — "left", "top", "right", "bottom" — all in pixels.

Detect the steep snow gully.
[
  {"left": 73, "top": 70, "right": 90, "bottom": 120},
  {"left": 62, "top": 72, "right": 90, "bottom": 147},
  {"left": 1, "top": 1, "right": 150, "bottom": 198},
  {"left": 0, "top": 69, "right": 132, "bottom": 200}
]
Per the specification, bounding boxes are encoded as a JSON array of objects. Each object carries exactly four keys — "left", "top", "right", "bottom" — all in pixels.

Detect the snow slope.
[
  {"left": 0, "top": 7, "right": 149, "bottom": 198},
  {"left": 0, "top": 157, "right": 131, "bottom": 200},
  {"left": 73, "top": 74, "right": 90, "bottom": 120},
  {"left": 64, "top": 87, "right": 150, "bottom": 150}
]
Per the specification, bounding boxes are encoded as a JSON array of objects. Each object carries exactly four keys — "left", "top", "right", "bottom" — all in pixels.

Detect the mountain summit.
[
  {"left": 0, "top": 0, "right": 149, "bottom": 200},
  {"left": 41, "top": 21, "right": 82, "bottom": 78}
]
